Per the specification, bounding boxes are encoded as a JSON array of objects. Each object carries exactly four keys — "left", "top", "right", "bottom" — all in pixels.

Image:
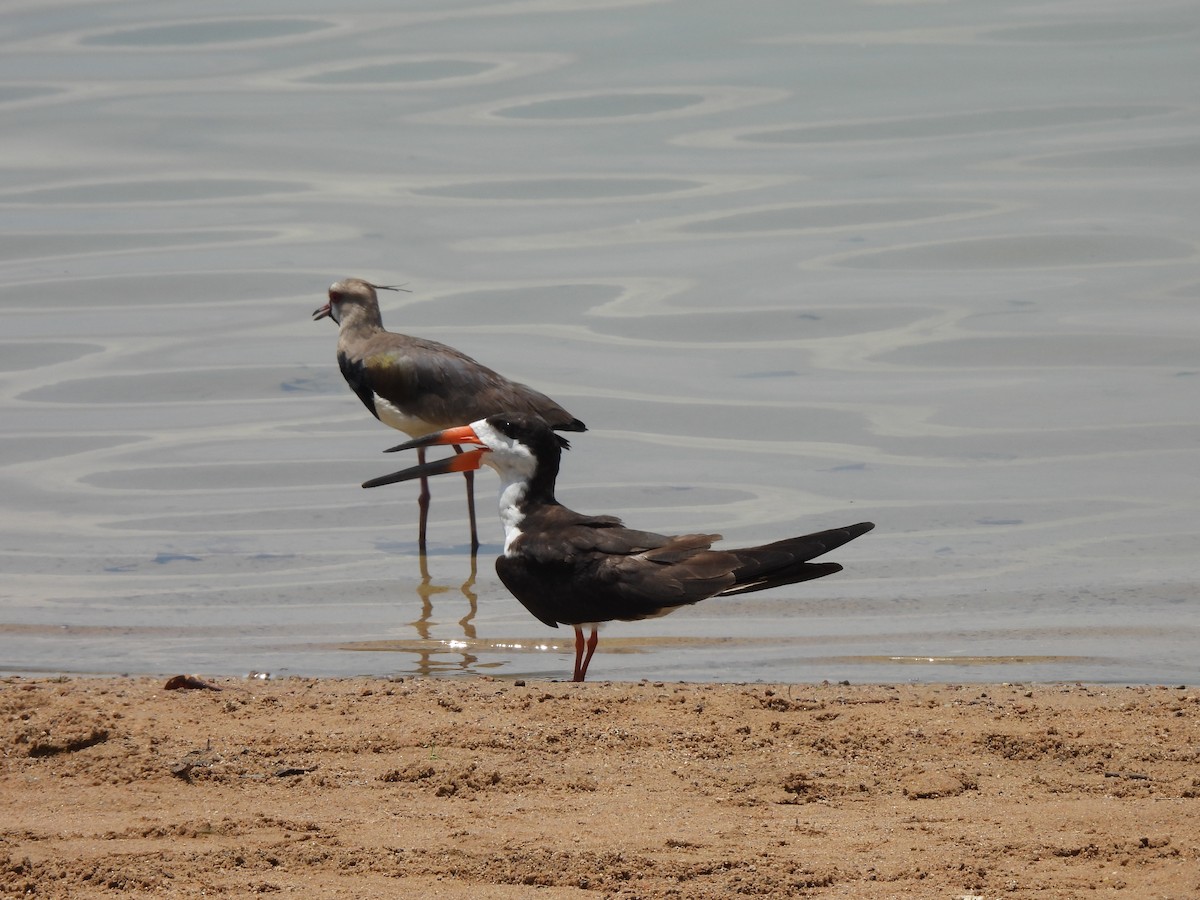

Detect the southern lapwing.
[{"left": 314, "top": 278, "right": 585, "bottom": 552}]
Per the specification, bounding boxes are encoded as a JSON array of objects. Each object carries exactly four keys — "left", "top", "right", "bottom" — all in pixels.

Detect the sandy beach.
[{"left": 3, "top": 676, "right": 1196, "bottom": 898}]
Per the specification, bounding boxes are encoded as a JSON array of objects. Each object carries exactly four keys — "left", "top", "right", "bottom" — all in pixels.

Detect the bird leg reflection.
[
  {"left": 457, "top": 553, "right": 478, "bottom": 641},
  {"left": 409, "top": 552, "right": 445, "bottom": 641},
  {"left": 411, "top": 553, "right": 476, "bottom": 635},
  {"left": 408, "top": 556, "right": 482, "bottom": 676}
]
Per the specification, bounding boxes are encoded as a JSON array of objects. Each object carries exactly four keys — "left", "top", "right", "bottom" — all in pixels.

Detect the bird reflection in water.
[{"left": 403, "top": 552, "right": 481, "bottom": 677}]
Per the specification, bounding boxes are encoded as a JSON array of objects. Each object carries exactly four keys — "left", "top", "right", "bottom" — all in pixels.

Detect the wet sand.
[{"left": 3, "top": 676, "right": 1197, "bottom": 898}]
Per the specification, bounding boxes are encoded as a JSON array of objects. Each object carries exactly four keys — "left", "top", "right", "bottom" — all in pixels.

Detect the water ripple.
[
  {"left": 0, "top": 178, "right": 311, "bottom": 206},
  {"left": 462, "top": 199, "right": 1004, "bottom": 251},
  {"left": 413, "top": 86, "right": 787, "bottom": 125},
  {"left": 79, "top": 18, "right": 336, "bottom": 48},
  {"left": 676, "top": 105, "right": 1175, "bottom": 148},
  {"left": 826, "top": 234, "right": 1195, "bottom": 270}
]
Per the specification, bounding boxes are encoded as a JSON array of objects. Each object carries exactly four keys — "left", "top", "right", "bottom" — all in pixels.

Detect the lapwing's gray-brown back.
[{"left": 338, "top": 329, "right": 585, "bottom": 433}]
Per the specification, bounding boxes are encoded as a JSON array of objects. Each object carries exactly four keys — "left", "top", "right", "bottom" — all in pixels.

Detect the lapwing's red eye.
[{"left": 329, "top": 291, "right": 343, "bottom": 303}]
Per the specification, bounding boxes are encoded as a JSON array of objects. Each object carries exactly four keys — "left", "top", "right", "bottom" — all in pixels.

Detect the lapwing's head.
[{"left": 313, "top": 278, "right": 404, "bottom": 326}]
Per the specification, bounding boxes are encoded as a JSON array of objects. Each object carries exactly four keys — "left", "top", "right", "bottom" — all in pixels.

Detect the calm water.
[{"left": 1, "top": 0, "right": 1198, "bottom": 684}]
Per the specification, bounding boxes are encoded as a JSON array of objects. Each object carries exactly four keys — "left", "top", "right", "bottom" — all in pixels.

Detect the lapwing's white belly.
[{"left": 373, "top": 394, "right": 438, "bottom": 437}]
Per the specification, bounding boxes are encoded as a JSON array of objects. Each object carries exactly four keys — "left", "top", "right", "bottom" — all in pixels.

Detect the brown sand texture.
[{"left": 2, "top": 676, "right": 1197, "bottom": 898}]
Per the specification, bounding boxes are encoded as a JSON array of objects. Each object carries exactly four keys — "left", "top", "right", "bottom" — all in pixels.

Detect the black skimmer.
[
  {"left": 314, "top": 278, "right": 586, "bottom": 552},
  {"left": 362, "top": 412, "right": 874, "bottom": 682}
]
